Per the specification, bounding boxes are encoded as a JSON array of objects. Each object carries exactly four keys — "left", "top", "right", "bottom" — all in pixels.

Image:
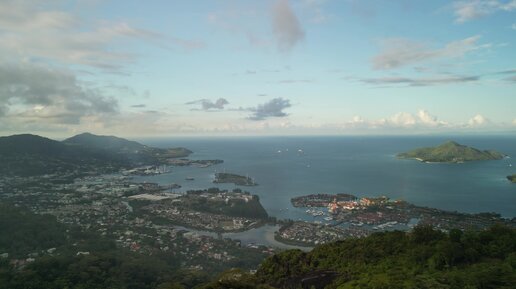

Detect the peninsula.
[{"left": 397, "top": 141, "right": 504, "bottom": 163}]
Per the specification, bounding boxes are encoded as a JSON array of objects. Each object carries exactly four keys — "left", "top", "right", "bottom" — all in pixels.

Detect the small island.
[
  {"left": 508, "top": 174, "right": 516, "bottom": 183},
  {"left": 397, "top": 141, "right": 504, "bottom": 163},
  {"left": 214, "top": 173, "right": 257, "bottom": 186}
]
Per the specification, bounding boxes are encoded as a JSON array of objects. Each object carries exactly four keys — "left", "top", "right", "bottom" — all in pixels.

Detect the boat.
[
  {"left": 324, "top": 217, "right": 333, "bottom": 221},
  {"left": 185, "top": 177, "right": 195, "bottom": 181}
]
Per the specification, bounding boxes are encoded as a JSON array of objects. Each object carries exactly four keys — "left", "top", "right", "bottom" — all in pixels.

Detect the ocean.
[{"left": 134, "top": 135, "right": 516, "bottom": 219}]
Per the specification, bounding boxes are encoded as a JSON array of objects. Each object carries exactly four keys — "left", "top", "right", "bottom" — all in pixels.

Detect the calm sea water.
[{"left": 134, "top": 136, "right": 516, "bottom": 219}]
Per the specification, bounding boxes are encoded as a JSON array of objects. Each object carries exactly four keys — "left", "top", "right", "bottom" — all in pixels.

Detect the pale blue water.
[{"left": 134, "top": 136, "right": 516, "bottom": 219}]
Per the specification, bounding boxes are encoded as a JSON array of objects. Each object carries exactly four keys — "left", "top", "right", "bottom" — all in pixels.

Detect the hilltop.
[
  {"left": 63, "top": 132, "right": 146, "bottom": 152},
  {"left": 0, "top": 134, "right": 126, "bottom": 176},
  {"left": 0, "top": 133, "right": 192, "bottom": 176},
  {"left": 63, "top": 132, "right": 192, "bottom": 164},
  {"left": 397, "top": 141, "right": 505, "bottom": 163}
]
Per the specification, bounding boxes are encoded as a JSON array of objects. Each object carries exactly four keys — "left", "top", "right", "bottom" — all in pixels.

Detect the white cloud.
[
  {"left": 417, "top": 110, "right": 448, "bottom": 127},
  {"left": 340, "top": 110, "right": 448, "bottom": 130},
  {"left": 453, "top": 0, "right": 516, "bottom": 23},
  {"left": 0, "top": 0, "right": 202, "bottom": 71},
  {"left": 468, "top": 114, "right": 490, "bottom": 126},
  {"left": 373, "top": 35, "right": 487, "bottom": 70},
  {"left": 272, "top": 0, "right": 305, "bottom": 52}
]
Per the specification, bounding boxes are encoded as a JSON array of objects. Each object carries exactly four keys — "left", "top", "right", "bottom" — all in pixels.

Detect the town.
[{"left": 0, "top": 172, "right": 273, "bottom": 273}]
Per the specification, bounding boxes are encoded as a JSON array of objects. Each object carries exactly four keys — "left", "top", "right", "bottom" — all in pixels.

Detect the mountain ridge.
[{"left": 0, "top": 132, "right": 192, "bottom": 176}]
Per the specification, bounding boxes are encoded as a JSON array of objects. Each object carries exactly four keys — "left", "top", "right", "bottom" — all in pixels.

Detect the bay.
[{"left": 134, "top": 135, "right": 516, "bottom": 219}]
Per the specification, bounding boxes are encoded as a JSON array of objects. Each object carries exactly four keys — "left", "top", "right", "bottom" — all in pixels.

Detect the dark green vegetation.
[
  {"left": 0, "top": 202, "right": 187, "bottom": 289},
  {"left": 397, "top": 141, "right": 505, "bottom": 163},
  {"left": 0, "top": 133, "right": 191, "bottom": 176},
  {"left": 0, "top": 202, "right": 266, "bottom": 289},
  {"left": 508, "top": 174, "right": 516, "bottom": 183},
  {"left": 214, "top": 173, "right": 257, "bottom": 186},
  {"left": 205, "top": 226, "right": 516, "bottom": 289}
]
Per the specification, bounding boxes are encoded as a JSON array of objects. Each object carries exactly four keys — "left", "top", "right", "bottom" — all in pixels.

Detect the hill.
[
  {"left": 63, "top": 132, "right": 192, "bottom": 164},
  {"left": 0, "top": 133, "right": 192, "bottom": 176},
  {"left": 0, "top": 134, "right": 126, "bottom": 176},
  {"left": 397, "top": 141, "right": 505, "bottom": 163},
  {"left": 63, "top": 132, "right": 146, "bottom": 152}
]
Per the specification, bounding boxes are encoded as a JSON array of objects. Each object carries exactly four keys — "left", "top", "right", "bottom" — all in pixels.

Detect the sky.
[{"left": 0, "top": 0, "right": 515, "bottom": 137}]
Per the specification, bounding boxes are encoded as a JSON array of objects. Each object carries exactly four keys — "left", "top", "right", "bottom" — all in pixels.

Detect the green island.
[
  {"left": 213, "top": 172, "right": 258, "bottom": 186},
  {"left": 508, "top": 174, "right": 516, "bottom": 183},
  {"left": 397, "top": 141, "right": 505, "bottom": 163}
]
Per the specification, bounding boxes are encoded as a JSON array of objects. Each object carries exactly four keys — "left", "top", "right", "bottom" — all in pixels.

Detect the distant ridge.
[
  {"left": 63, "top": 132, "right": 146, "bottom": 152},
  {"left": 0, "top": 134, "right": 125, "bottom": 176},
  {"left": 397, "top": 141, "right": 505, "bottom": 163},
  {"left": 0, "top": 132, "right": 192, "bottom": 176},
  {"left": 63, "top": 132, "right": 192, "bottom": 164}
]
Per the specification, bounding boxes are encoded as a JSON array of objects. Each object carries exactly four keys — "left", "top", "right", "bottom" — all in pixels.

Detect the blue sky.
[{"left": 0, "top": 0, "right": 515, "bottom": 137}]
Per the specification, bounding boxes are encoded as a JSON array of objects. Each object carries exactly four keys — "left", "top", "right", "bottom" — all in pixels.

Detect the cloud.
[
  {"left": 248, "top": 98, "right": 292, "bottom": 120},
  {"left": 512, "top": 23, "right": 516, "bottom": 30},
  {"left": 453, "top": 0, "right": 516, "bottom": 23},
  {"left": 272, "top": 0, "right": 305, "bottom": 52},
  {"left": 342, "top": 110, "right": 448, "bottom": 130},
  {"left": 468, "top": 114, "right": 490, "bottom": 127},
  {"left": 360, "top": 75, "right": 479, "bottom": 86},
  {"left": 0, "top": 104, "right": 7, "bottom": 117},
  {"left": 506, "top": 75, "right": 516, "bottom": 82},
  {"left": 0, "top": 62, "right": 118, "bottom": 125},
  {"left": 417, "top": 110, "right": 448, "bottom": 127},
  {"left": 372, "top": 36, "right": 487, "bottom": 70},
  {"left": 186, "top": 98, "right": 229, "bottom": 111},
  {"left": 0, "top": 1, "right": 202, "bottom": 71}
]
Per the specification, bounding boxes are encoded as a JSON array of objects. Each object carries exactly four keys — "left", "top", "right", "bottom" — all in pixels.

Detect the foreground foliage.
[{"left": 255, "top": 225, "right": 516, "bottom": 289}]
